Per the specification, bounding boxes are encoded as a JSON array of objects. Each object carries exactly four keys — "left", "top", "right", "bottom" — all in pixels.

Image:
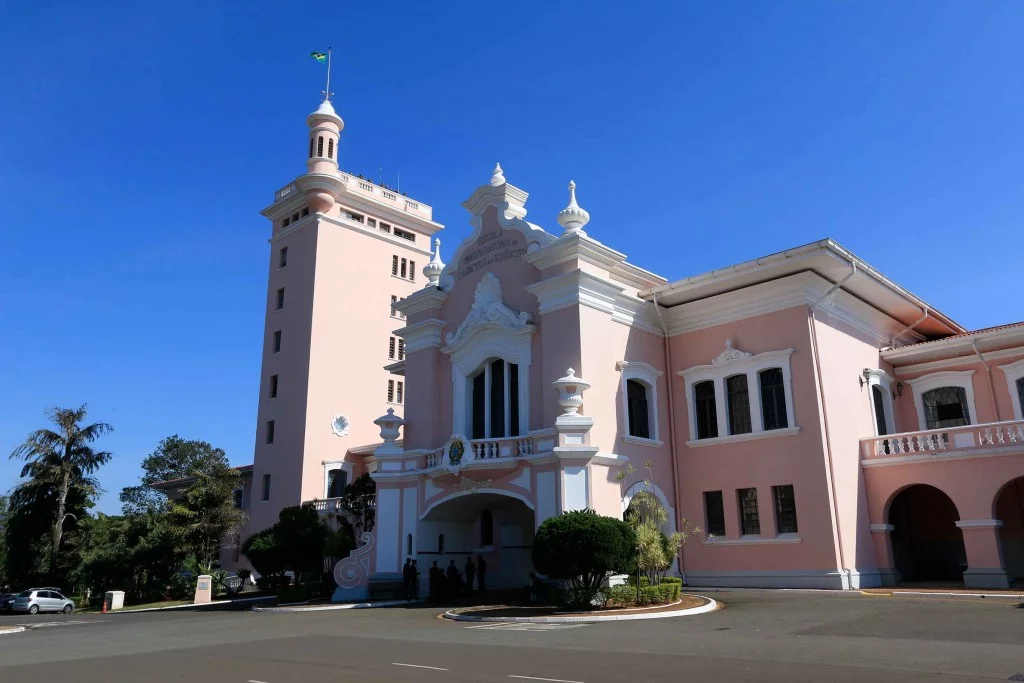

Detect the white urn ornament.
[
  {"left": 552, "top": 368, "right": 590, "bottom": 415},
  {"left": 373, "top": 408, "right": 404, "bottom": 446}
]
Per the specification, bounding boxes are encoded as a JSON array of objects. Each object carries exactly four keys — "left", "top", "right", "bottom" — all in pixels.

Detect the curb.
[
  {"left": 104, "top": 596, "right": 274, "bottom": 614},
  {"left": 891, "top": 591, "right": 1024, "bottom": 601},
  {"left": 253, "top": 599, "right": 419, "bottom": 613},
  {"left": 443, "top": 595, "right": 718, "bottom": 623},
  {"left": 0, "top": 627, "right": 26, "bottom": 636}
]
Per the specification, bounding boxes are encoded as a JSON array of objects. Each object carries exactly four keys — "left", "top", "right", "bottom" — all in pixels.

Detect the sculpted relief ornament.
[
  {"left": 445, "top": 273, "right": 532, "bottom": 347},
  {"left": 711, "top": 339, "right": 752, "bottom": 366}
]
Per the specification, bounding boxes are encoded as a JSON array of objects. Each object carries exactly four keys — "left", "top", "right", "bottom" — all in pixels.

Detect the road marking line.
[
  {"left": 392, "top": 663, "right": 449, "bottom": 671},
  {"left": 508, "top": 676, "right": 584, "bottom": 683}
]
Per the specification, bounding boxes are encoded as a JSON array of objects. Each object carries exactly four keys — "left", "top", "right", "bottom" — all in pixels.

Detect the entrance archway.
[
  {"left": 888, "top": 485, "right": 966, "bottom": 583},
  {"left": 418, "top": 492, "right": 535, "bottom": 590},
  {"left": 995, "top": 477, "right": 1024, "bottom": 584}
]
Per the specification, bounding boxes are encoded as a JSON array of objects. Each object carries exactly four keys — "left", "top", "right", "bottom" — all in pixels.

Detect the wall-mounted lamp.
[
  {"left": 892, "top": 381, "right": 904, "bottom": 400},
  {"left": 859, "top": 368, "right": 871, "bottom": 389}
]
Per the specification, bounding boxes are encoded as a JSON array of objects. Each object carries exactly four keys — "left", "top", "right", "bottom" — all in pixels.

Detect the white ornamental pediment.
[
  {"left": 711, "top": 339, "right": 752, "bottom": 366},
  {"left": 445, "top": 273, "right": 533, "bottom": 347}
]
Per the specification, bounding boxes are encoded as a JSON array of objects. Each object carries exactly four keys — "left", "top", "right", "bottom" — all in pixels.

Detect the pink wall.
[{"left": 671, "top": 306, "right": 843, "bottom": 575}]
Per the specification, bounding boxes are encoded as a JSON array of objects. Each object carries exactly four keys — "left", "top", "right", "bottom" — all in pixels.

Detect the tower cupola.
[{"left": 306, "top": 99, "right": 344, "bottom": 174}]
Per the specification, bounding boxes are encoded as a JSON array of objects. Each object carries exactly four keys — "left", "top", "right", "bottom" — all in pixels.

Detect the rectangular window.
[
  {"left": 269, "top": 374, "right": 278, "bottom": 399},
  {"left": 388, "top": 380, "right": 395, "bottom": 403},
  {"left": 490, "top": 359, "right": 505, "bottom": 437},
  {"left": 737, "top": 488, "right": 760, "bottom": 536},
  {"left": 391, "top": 295, "right": 399, "bottom": 317},
  {"left": 233, "top": 489, "right": 244, "bottom": 509},
  {"left": 759, "top": 368, "right": 789, "bottom": 430},
  {"left": 398, "top": 338, "right": 405, "bottom": 360},
  {"left": 394, "top": 227, "right": 415, "bottom": 242},
  {"left": 409, "top": 260, "right": 416, "bottom": 281},
  {"left": 279, "top": 247, "right": 288, "bottom": 268},
  {"left": 282, "top": 217, "right": 290, "bottom": 228},
  {"left": 367, "top": 217, "right": 377, "bottom": 228},
  {"left": 772, "top": 485, "right": 798, "bottom": 534},
  {"left": 272, "top": 330, "right": 281, "bottom": 353},
  {"left": 292, "top": 212, "right": 300, "bottom": 222},
  {"left": 389, "top": 336, "right": 396, "bottom": 359},
  {"left": 694, "top": 380, "right": 718, "bottom": 439},
  {"left": 472, "top": 372, "right": 486, "bottom": 439},
  {"left": 392, "top": 255, "right": 399, "bottom": 276},
  {"left": 275, "top": 287, "right": 285, "bottom": 310},
  {"left": 626, "top": 379, "right": 651, "bottom": 439},
  {"left": 704, "top": 491, "right": 726, "bottom": 537},
  {"left": 301, "top": 207, "right": 309, "bottom": 217},
  {"left": 509, "top": 363, "right": 520, "bottom": 437},
  {"left": 380, "top": 222, "right": 391, "bottom": 233},
  {"left": 396, "top": 380, "right": 404, "bottom": 404},
  {"left": 923, "top": 387, "right": 971, "bottom": 429},
  {"left": 265, "top": 420, "right": 275, "bottom": 445},
  {"left": 400, "top": 258, "right": 407, "bottom": 279},
  {"left": 726, "top": 374, "right": 752, "bottom": 435},
  {"left": 261, "top": 474, "right": 271, "bottom": 501}
]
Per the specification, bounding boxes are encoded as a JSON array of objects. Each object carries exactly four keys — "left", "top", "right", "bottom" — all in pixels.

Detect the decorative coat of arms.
[{"left": 442, "top": 434, "right": 472, "bottom": 474}]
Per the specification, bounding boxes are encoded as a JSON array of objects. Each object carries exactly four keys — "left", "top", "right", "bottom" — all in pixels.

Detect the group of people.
[{"left": 403, "top": 556, "right": 487, "bottom": 601}]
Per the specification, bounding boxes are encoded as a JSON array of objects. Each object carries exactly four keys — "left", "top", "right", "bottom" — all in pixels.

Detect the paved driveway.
[{"left": 0, "top": 590, "right": 1021, "bottom": 682}]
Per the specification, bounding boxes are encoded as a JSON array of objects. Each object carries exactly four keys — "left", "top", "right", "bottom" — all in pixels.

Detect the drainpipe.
[
  {"left": 971, "top": 340, "right": 1002, "bottom": 422},
  {"left": 809, "top": 261, "right": 856, "bottom": 589},
  {"left": 889, "top": 308, "right": 929, "bottom": 348},
  {"left": 651, "top": 290, "right": 686, "bottom": 583}
]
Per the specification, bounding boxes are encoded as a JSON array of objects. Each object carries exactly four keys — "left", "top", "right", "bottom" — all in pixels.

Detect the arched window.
[
  {"left": 694, "top": 380, "right": 718, "bottom": 439},
  {"left": 317, "top": 136, "right": 324, "bottom": 157},
  {"left": 480, "top": 510, "right": 494, "bottom": 547},
  {"left": 438, "top": 534, "right": 445, "bottom": 555},
  {"left": 326, "top": 468, "right": 348, "bottom": 498},
  {"left": 922, "top": 387, "right": 970, "bottom": 429},
  {"left": 309, "top": 137, "right": 314, "bottom": 158},
  {"left": 726, "top": 374, "right": 752, "bottom": 435},
  {"left": 327, "top": 138, "right": 334, "bottom": 159},
  {"left": 470, "top": 358, "right": 520, "bottom": 440},
  {"left": 872, "top": 385, "right": 888, "bottom": 436},
  {"left": 626, "top": 379, "right": 651, "bottom": 439},
  {"left": 759, "top": 368, "right": 788, "bottom": 430}
]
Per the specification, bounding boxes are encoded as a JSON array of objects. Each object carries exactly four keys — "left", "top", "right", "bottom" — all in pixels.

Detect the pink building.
[{"left": 241, "top": 97, "right": 1024, "bottom": 597}]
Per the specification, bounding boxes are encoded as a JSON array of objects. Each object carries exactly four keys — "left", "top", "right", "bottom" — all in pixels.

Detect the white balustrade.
[
  {"left": 861, "top": 419, "right": 1024, "bottom": 459},
  {"left": 421, "top": 436, "right": 539, "bottom": 469}
]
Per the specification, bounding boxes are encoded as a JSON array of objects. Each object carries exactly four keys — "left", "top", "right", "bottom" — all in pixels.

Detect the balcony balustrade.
[
  {"left": 422, "top": 435, "right": 540, "bottom": 470},
  {"left": 861, "top": 419, "right": 1024, "bottom": 460}
]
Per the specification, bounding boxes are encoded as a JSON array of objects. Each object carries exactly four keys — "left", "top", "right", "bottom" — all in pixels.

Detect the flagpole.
[{"left": 325, "top": 47, "right": 333, "bottom": 101}]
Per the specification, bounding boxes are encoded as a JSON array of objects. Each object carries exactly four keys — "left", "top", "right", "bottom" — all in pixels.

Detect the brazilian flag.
[{"left": 310, "top": 52, "right": 328, "bottom": 63}]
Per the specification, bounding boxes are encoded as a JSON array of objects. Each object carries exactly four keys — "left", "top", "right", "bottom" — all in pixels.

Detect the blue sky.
[{"left": 2, "top": 1, "right": 1022, "bottom": 514}]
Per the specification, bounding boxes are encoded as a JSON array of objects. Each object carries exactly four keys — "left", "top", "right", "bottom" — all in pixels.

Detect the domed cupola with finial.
[
  {"left": 295, "top": 49, "right": 346, "bottom": 214},
  {"left": 557, "top": 180, "right": 590, "bottom": 236}
]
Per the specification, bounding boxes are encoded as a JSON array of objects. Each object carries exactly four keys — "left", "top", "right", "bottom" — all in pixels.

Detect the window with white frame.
[
  {"left": 679, "top": 340, "right": 797, "bottom": 445},
  {"left": 907, "top": 370, "right": 977, "bottom": 431},
  {"left": 326, "top": 468, "right": 348, "bottom": 498},
  {"left": 998, "top": 358, "right": 1024, "bottom": 421},
  {"left": 863, "top": 369, "right": 895, "bottom": 436},
  {"left": 616, "top": 361, "right": 663, "bottom": 445}
]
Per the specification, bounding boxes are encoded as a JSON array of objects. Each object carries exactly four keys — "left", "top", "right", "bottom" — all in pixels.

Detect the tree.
[
  {"left": 532, "top": 510, "right": 635, "bottom": 608},
  {"left": 241, "top": 505, "right": 329, "bottom": 589},
  {"left": 338, "top": 473, "right": 376, "bottom": 535},
  {"left": 167, "top": 461, "right": 245, "bottom": 574},
  {"left": 0, "top": 495, "right": 8, "bottom": 588},
  {"left": 241, "top": 528, "right": 286, "bottom": 588},
  {"left": 9, "top": 405, "right": 112, "bottom": 573},
  {"left": 121, "top": 436, "right": 230, "bottom": 514}
]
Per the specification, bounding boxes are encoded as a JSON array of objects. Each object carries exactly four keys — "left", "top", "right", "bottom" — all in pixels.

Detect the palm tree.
[{"left": 10, "top": 405, "right": 113, "bottom": 572}]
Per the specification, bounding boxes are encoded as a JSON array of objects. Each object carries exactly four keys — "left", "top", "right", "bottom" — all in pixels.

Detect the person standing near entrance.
[
  {"left": 402, "top": 558, "right": 415, "bottom": 600},
  {"left": 477, "top": 555, "right": 487, "bottom": 592},
  {"left": 464, "top": 557, "right": 476, "bottom": 594},
  {"left": 411, "top": 560, "right": 421, "bottom": 600},
  {"left": 428, "top": 561, "right": 443, "bottom": 601},
  {"left": 446, "top": 559, "right": 461, "bottom": 596}
]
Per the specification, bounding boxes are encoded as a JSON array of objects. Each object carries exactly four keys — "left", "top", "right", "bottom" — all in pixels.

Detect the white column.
[
  {"left": 747, "top": 370, "right": 764, "bottom": 432},
  {"left": 503, "top": 361, "right": 512, "bottom": 438},
  {"left": 714, "top": 380, "right": 729, "bottom": 437},
  {"left": 375, "top": 488, "right": 401, "bottom": 574},
  {"left": 484, "top": 364, "right": 492, "bottom": 438}
]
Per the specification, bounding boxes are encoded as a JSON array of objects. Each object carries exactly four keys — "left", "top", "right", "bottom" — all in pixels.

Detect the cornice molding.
[
  {"left": 395, "top": 287, "right": 448, "bottom": 317},
  {"left": 396, "top": 318, "right": 447, "bottom": 353},
  {"left": 893, "top": 347, "right": 1024, "bottom": 377},
  {"left": 526, "top": 270, "right": 663, "bottom": 336}
]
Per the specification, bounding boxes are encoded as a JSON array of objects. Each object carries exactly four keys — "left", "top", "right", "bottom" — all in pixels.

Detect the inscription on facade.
[{"left": 455, "top": 229, "right": 527, "bottom": 280}]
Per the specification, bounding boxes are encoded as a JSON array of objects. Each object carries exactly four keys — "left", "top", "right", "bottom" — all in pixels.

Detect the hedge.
[{"left": 606, "top": 581, "right": 680, "bottom": 607}]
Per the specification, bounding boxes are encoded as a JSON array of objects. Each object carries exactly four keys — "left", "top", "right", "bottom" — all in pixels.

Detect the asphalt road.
[{"left": 1, "top": 590, "right": 1022, "bottom": 682}]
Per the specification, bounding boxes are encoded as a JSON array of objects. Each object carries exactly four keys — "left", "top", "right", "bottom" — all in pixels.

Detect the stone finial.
[
  {"left": 423, "top": 237, "right": 445, "bottom": 287},
  {"left": 373, "top": 407, "right": 405, "bottom": 447},
  {"left": 556, "top": 180, "right": 590, "bottom": 235},
  {"left": 490, "top": 162, "right": 506, "bottom": 187},
  {"left": 552, "top": 367, "right": 591, "bottom": 416}
]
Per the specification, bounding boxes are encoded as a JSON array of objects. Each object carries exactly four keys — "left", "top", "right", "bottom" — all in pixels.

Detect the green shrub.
[
  {"left": 532, "top": 511, "right": 635, "bottom": 609},
  {"left": 608, "top": 582, "right": 678, "bottom": 606},
  {"left": 661, "top": 576, "right": 682, "bottom": 586}
]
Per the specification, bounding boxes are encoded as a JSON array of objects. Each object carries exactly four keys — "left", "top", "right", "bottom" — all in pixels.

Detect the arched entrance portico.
[
  {"left": 418, "top": 492, "right": 535, "bottom": 590},
  {"left": 995, "top": 477, "right": 1024, "bottom": 585},
  {"left": 889, "top": 485, "right": 967, "bottom": 583}
]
